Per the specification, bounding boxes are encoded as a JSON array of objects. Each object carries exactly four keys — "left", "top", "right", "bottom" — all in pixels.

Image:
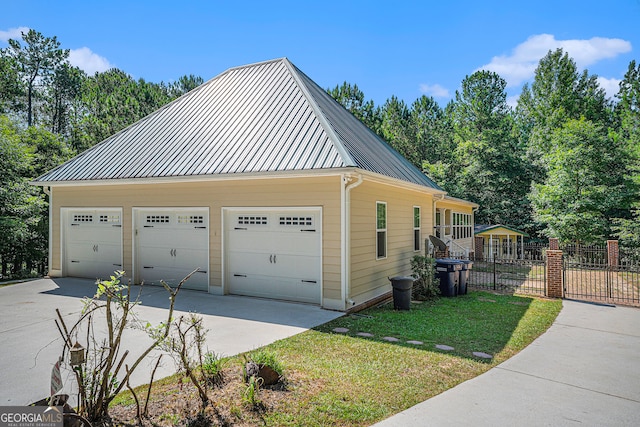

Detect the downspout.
[
  {"left": 43, "top": 186, "right": 52, "bottom": 276},
  {"left": 342, "top": 173, "right": 363, "bottom": 308}
]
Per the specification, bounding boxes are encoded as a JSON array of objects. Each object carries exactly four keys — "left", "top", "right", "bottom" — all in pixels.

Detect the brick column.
[
  {"left": 435, "top": 248, "right": 449, "bottom": 259},
  {"left": 607, "top": 240, "right": 619, "bottom": 267},
  {"left": 546, "top": 249, "right": 563, "bottom": 299},
  {"left": 474, "top": 236, "right": 484, "bottom": 260},
  {"left": 549, "top": 238, "right": 559, "bottom": 250}
]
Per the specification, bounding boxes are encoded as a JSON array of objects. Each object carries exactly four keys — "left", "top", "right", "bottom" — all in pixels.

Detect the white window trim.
[
  {"left": 413, "top": 206, "right": 421, "bottom": 252},
  {"left": 376, "top": 201, "right": 387, "bottom": 260}
]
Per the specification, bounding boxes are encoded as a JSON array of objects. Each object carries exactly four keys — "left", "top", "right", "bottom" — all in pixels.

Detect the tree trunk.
[{"left": 28, "top": 84, "right": 33, "bottom": 126}]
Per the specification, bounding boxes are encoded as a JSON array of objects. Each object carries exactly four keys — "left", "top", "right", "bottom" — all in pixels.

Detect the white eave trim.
[
  {"left": 30, "top": 166, "right": 448, "bottom": 196},
  {"left": 30, "top": 168, "right": 358, "bottom": 187}
]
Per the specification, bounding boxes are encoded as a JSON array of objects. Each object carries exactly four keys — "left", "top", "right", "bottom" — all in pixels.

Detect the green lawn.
[{"left": 111, "top": 291, "right": 562, "bottom": 426}]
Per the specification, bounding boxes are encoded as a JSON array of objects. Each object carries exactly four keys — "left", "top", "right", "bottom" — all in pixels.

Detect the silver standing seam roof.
[{"left": 34, "top": 58, "right": 442, "bottom": 190}]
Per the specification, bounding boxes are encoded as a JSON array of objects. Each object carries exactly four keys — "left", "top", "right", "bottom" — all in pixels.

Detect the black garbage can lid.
[{"left": 390, "top": 276, "right": 416, "bottom": 281}]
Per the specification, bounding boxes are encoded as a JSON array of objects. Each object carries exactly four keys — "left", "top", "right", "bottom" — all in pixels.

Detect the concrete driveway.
[{"left": 0, "top": 277, "right": 342, "bottom": 405}]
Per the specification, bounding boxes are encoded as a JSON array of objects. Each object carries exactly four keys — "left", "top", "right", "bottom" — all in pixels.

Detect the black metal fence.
[
  {"left": 463, "top": 243, "right": 547, "bottom": 296},
  {"left": 563, "top": 244, "right": 640, "bottom": 306}
]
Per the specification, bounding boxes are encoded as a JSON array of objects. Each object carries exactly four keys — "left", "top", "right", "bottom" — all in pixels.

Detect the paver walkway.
[{"left": 331, "top": 327, "right": 493, "bottom": 360}]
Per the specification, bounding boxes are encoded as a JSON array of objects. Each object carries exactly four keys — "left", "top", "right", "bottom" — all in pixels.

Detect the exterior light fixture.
[{"left": 70, "top": 342, "right": 85, "bottom": 367}]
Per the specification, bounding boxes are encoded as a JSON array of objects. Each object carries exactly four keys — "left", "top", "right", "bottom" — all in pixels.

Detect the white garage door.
[
  {"left": 225, "top": 208, "right": 321, "bottom": 304},
  {"left": 63, "top": 208, "right": 123, "bottom": 280},
  {"left": 135, "top": 208, "right": 209, "bottom": 291}
]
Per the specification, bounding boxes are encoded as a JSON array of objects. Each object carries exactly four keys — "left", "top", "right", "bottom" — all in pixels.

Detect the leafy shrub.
[
  {"left": 202, "top": 351, "right": 226, "bottom": 387},
  {"left": 248, "top": 350, "right": 284, "bottom": 376},
  {"left": 242, "top": 375, "right": 263, "bottom": 407},
  {"left": 410, "top": 255, "right": 440, "bottom": 300}
]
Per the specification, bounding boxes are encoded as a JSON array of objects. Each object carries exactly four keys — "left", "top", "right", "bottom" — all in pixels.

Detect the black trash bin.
[
  {"left": 435, "top": 259, "right": 463, "bottom": 297},
  {"left": 390, "top": 276, "right": 414, "bottom": 310},
  {"left": 458, "top": 260, "right": 473, "bottom": 295}
]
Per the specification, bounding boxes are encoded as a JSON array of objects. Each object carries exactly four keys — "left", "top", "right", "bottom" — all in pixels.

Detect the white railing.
[{"left": 447, "top": 237, "right": 470, "bottom": 258}]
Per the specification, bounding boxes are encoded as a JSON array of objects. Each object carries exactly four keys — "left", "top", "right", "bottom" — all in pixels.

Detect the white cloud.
[
  {"left": 597, "top": 76, "right": 621, "bottom": 99},
  {"left": 477, "top": 34, "right": 632, "bottom": 87},
  {"left": 419, "top": 83, "right": 450, "bottom": 98},
  {"left": 68, "top": 47, "right": 113, "bottom": 75},
  {"left": 0, "top": 26, "right": 30, "bottom": 43}
]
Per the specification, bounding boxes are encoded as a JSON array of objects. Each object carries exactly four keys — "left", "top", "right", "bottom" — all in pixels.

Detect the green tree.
[
  {"left": 410, "top": 95, "right": 454, "bottom": 165},
  {"left": 45, "top": 63, "right": 85, "bottom": 135},
  {"left": 435, "top": 71, "right": 532, "bottom": 228},
  {"left": 169, "top": 74, "right": 204, "bottom": 98},
  {"left": 530, "top": 118, "right": 635, "bottom": 243},
  {"left": 380, "top": 96, "right": 418, "bottom": 166},
  {"left": 327, "top": 81, "right": 382, "bottom": 135},
  {"left": 517, "top": 49, "right": 610, "bottom": 164},
  {"left": 0, "top": 115, "right": 46, "bottom": 277},
  {"left": 72, "top": 68, "right": 173, "bottom": 150},
  {"left": 0, "top": 55, "right": 23, "bottom": 114},
  {"left": 613, "top": 60, "right": 640, "bottom": 247},
  {"left": 4, "top": 29, "right": 69, "bottom": 126}
]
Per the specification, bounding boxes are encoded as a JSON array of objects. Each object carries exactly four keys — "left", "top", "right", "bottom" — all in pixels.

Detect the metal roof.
[{"left": 34, "top": 58, "right": 442, "bottom": 190}]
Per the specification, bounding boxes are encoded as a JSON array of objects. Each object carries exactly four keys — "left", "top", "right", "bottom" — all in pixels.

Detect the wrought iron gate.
[{"left": 563, "top": 244, "right": 640, "bottom": 307}]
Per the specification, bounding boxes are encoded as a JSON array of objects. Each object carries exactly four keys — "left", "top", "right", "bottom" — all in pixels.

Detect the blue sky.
[{"left": 2, "top": 0, "right": 639, "bottom": 107}]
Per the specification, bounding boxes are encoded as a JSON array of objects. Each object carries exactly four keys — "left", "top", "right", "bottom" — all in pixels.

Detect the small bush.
[
  {"left": 202, "top": 351, "right": 226, "bottom": 387},
  {"left": 242, "top": 375, "right": 263, "bottom": 407},
  {"left": 411, "top": 255, "right": 440, "bottom": 300},
  {"left": 248, "top": 350, "right": 284, "bottom": 376}
]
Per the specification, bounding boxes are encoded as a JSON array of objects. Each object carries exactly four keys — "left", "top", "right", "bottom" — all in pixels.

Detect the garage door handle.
[
  {"left": 112, "top": 224, "right": 121, "bottom": 227},
  {"left": 234, "top": 274, "right": 246, "bottom": 277},
  {"left": 143, "top": 266, "right": 154, "bottom": 269},
  {"left": 113, "top": 263, "right": 122, "bottom": 267},
  {"left": 235, "top": 227, "right": 247, "bottom": 230},
  {"left": 70, "top": 260, "right": 80, "bottom": 263},
  {"left": 197, "top": 270, "right": 207, "bottom": 273},
  {"left": 144, "top": 225, "right": 154, "bottom": 228},
  {"left": 301, "top": 229, "right": 316, "bottom": 232},
  {"left": 194, "top": 226, "right": 206, "bottom": 229},
  {"left": 301, "top": 280, "right": 317, "bottom": 284}
]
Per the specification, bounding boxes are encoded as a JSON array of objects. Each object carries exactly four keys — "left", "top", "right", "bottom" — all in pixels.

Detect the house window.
[
  {"left": 376, "top": 202, "right": 387, "bottom": 259},
  {"left": 452, "top": 213, "right": 472, "bottom": 239},
  {"left": 413, "top": 206, "right": 421, "bottom": 252}
]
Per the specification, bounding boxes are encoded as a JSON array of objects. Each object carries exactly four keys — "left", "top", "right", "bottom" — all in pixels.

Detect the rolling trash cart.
[
  {"left": 458, "top": 260, "right": 473, "bottom": 295},
  {"left": 389, "top": 276, "right": 415, "bottom": 310},
  {"left": 435, "top": 259, "right": 463, "bottom": 297}
]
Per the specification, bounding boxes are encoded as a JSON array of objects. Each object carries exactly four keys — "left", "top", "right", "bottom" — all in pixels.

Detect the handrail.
[{"left": 446, "top": 237, "right": 469, "bottom": 257}]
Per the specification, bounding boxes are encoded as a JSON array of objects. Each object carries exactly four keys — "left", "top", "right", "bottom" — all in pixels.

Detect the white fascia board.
[{"left": 29, "top": 168, "right": 358, "bottom": 187}]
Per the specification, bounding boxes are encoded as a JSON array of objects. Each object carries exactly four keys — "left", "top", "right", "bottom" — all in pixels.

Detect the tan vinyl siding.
[
  {"left": 349, "top": 180, "right": 433, "bottom": 300},
  {"left": 50, "top": 176, "right": 342, "bottom": 300}
]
